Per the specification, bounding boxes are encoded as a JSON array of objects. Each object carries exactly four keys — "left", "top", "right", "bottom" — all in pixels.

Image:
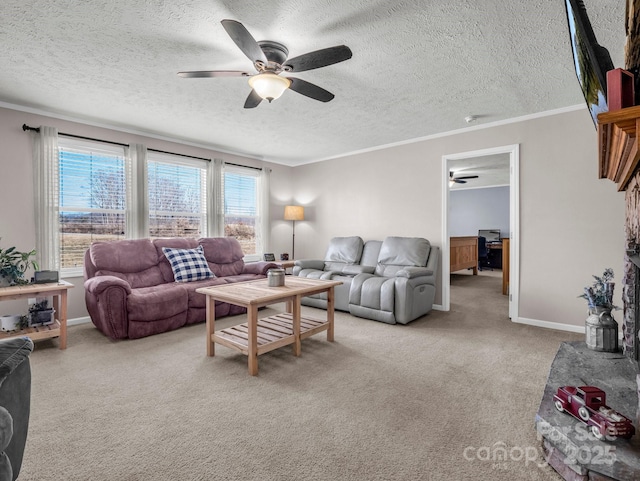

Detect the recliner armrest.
[
  {"left": 395, "top": 267, "right": 434, "bottom": 279},
  {"left": 0, "top": 336, "right": 33, "bottom": 481},
  {"left": 0, "top": 337, "right": 33, "bottom": 385},
  {"left": 84, "top": 276, "right": 131, "bottom": 340},
  {"left": 294, "top": 259, "right": 325, "bottom": 270},
  {"left": 243, "top": 261, "right": 278, "bottom": 275},
  {"left": 84, "top": 275, "right": 132, "bottom": 296}
]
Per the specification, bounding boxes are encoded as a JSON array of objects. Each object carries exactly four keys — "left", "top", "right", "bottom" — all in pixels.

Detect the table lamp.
[{"left": 284, "top": 205, "right": 304, "bottom": 259}]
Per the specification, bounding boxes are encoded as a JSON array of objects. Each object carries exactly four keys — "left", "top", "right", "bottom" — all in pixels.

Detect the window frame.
[
  {"left": 146, "top": 151, "right": 209, "bottom": 240},
  {"left": 223, "top": 164, "right": 262, "bottom": 262},
  {"left": 57, "top": 137, "right": 128, "bottom": 278}
]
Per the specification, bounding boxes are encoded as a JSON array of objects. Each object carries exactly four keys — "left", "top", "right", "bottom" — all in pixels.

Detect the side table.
[
  {"left": 276, "top": 260, "right": 296, "bottom": 274},
  {"left": 0, "top": 281, "right": 74, "bottom": 349}
]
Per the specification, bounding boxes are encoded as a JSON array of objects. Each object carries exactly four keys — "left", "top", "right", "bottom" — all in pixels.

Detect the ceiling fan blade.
[
  {"left": 455, "top": 175, "right": 479, "bottom": 180},
  {"left": 221, "top": 19, "right": 268, "bottom": 66},
  {"left": 288, "top": 77, "right": 334, "bottom": 102},
  {"left": 244, "top": 89, "right": 263, "bottom": 109},
  {"left": 285, "top": 45, "right": 352, "bottom": 72},
  {"left": 177, "top": 70, "right": 250, "bottom": 78},
  {"left": 455, "top": 179, "right": 467, "bottom": 184}
]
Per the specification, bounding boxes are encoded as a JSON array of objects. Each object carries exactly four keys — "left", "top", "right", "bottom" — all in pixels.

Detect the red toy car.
[{"left": 553, "top": 386, "right": 635, "bottom": 440}]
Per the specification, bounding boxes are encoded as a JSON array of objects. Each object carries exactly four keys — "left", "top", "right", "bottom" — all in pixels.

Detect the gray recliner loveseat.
[{"left": 293, "top": 236, "right": 438, "bottom": 324}]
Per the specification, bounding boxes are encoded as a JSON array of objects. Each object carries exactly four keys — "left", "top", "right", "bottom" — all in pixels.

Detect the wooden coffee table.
[{"left": 196, "top": 277, "right": 342, "bottom": 375}]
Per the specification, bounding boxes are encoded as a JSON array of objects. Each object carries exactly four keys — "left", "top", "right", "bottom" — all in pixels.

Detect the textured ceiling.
[{"left": 0, "top": 0, "right": 627, "bottom": 166}]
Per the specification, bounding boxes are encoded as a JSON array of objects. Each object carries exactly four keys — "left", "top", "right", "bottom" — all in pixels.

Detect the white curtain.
[
  {"left": 258, "top": 167, "right": 271, "bottom": 253},
  {"left": 208, "top": 158, "right": 225, "bottom": 237},
  {"left": 32, "top": 126, "right": 60, "bottom": 270},
  {"left": 126, "top": 143, "right": 148, "bottom": 238}
]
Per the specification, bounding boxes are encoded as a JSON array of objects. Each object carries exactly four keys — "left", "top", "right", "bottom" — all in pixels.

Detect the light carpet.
[{"left": 18, "top": 273, "right": 582, "bottom": 481}]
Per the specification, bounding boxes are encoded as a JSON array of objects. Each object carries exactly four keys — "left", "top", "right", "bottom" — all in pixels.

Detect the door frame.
[{"left": 440, "top": 144, "right": 520, "bottom": 319}]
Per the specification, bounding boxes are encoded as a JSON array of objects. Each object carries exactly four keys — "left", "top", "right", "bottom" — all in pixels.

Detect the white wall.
[
  {"left": 289, "top": 108, "right": 625, "bottom": 330},
  {"left": 449, "top": 186, "right": 510, "bottom": 237},
  {"left": 0, "top": 104, "right": 626, "bottom": 332}
]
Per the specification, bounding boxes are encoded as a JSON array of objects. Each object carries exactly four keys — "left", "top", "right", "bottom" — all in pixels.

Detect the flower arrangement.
[{"left": 580, "top": 268, "right": 618, "bottom": 310}]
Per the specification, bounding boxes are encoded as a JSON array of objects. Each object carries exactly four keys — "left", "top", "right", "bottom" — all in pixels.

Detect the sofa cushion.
[
  {"left": 180, "top": 277, "right": 229, "bottom": 309},
  {"left": 198, "top": 237, "right": 246, "bottom": 277},
  {"left": 95, "top": 266, "right": 165, "bottom": 289},
  {"left": 324, "top": 236, "right": 363, "bottom": 266},
  {"left": 375, "top": 237, "right": 431, "bottom": 277},
  {"left": 90, "top": 239, "right": 158, "bottom": 273},
  {"left": 127, "top": 285, "right": 188, "bottom": 321},
  {"left": 361, "top": 240, "right": 383, "bottom": 267},
  {"left": 162, "top": 245, "right": 215, "bottom": 283},
  {"left": 153, "top": 238, "right": 200, "bottom": 283}
]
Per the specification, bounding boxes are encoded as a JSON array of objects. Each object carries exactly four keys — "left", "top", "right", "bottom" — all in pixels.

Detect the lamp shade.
[
  {"left": 248, "top": 73, "right": 291, "bottom": 102},
  {"left": 284, "top": 205, "right": 304, "bottom": 221}
]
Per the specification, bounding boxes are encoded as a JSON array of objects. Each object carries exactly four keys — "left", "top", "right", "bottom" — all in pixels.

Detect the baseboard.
[
  {"left": 432, "top": 304, "right": 444, "bottom": 311},
  {"left": 67, "top": 316, "right": 91, "bottom": 327},
  {"left": 513, "top": 316, "right": 585, "bottom": 334}
]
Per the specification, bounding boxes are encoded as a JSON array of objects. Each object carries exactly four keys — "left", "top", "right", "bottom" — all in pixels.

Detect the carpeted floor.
[{"left": 18, "top": 273, "right": 582, "bottom": 480}]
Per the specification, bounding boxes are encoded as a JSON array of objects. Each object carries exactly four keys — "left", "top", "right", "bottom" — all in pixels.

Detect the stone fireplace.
[{"left": 623, "top": 173, "right": 640, "bottom": 367}]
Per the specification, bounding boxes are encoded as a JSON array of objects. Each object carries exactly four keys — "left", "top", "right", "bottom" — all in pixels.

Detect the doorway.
[{"left": 441, "top": 144, "right": 519, "bottom": 320}]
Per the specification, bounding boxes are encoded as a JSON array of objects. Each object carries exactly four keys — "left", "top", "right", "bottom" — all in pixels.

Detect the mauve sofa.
[{"left": 84, "top": 237, "right": 276, "bottom": 340}]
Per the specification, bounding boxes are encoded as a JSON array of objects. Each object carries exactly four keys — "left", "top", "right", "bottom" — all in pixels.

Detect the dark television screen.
[{"left": 564, "top": 0, "right": 614, "bottom": 127}]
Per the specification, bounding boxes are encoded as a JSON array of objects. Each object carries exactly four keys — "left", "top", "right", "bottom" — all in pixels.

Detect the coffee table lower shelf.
[{"left": 213, "top": 313, "right": 329, "bottom": 356}]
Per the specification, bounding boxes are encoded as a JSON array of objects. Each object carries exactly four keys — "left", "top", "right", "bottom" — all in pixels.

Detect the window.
[
  {"left": 58, "top": 138, "right": 127, "bottom": 273},
  {"left": 147, "top": 153, "right": 208, "bottom": 238},
  {"left": 224, "top": 165, "right": 260, "bottom": 260},
  {"left": 36, "top": 130, "right": 268, "bottom": 275}
]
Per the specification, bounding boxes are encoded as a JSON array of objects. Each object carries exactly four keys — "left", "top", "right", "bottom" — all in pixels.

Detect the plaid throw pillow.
[{"left": 162, "top": 245, "right": 215, "bottom": 283}]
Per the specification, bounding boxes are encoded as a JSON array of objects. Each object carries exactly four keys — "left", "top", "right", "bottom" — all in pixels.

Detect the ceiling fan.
[
  {"left": 178, "top": 19, "right": 352, "bottom": 108},
  {"left": 449, "top": 171, "right": 479, "bottom": 184}
]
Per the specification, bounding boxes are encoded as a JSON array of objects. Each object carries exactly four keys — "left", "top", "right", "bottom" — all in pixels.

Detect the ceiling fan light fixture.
[{"left": 248, "top": 73, "right": 291, "bottom": 102}]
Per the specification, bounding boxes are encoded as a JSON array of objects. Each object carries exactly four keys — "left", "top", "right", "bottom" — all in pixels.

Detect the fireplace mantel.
[{"left": 598, "top": 106, "right": 640, "bottom": 191}]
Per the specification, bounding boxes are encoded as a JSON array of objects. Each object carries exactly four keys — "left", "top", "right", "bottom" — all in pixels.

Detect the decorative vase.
[
  {"left": 267, "top": 268, "right": 285, "bottom": 287},
  {"left": 585, "top": 306, "right": 619, "bottom": 352}
]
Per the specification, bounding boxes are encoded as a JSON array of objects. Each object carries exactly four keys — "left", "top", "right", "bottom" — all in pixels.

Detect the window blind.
[
  {"left": 58, "top": 138, "right": 126, "bottom": 270},
  {"left": 224, "top": 165, "right": 259, "bottom": 256},
  {"left": 148, "top": 153, "right": 208, "bottom": 238}
]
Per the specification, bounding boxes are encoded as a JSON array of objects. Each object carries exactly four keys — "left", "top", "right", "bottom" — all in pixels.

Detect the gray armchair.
[
  {"left": 349, "top": 237, "right": 438, "bottom": 324},
  {"left": 0, "top": 337, "right": 33, "bottom": 481}
]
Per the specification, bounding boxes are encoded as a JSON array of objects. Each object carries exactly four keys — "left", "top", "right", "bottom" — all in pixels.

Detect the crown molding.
[
  {"left": 297, "top": 104, "right": 586, "bottom": 166},
  {"left": 2, "top": 99, "right": 585, "bottom": 168}
]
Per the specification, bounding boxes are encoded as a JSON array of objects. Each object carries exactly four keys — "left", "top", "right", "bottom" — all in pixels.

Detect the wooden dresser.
[{"left": 450, "top": 236, "right": 478, "bottom": 275}]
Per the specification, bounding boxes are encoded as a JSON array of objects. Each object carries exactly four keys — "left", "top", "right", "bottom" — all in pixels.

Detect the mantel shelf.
[{"left": 598, "top": 105, "right": 640, "bottom": 191}]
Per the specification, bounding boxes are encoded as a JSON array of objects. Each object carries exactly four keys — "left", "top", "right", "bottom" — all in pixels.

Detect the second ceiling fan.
[
  {"left": 178, "top": 19, "right": 353, "bottom": 108},
  {"left": 449, "top": 171, "right": 479, "bottom": 184}
]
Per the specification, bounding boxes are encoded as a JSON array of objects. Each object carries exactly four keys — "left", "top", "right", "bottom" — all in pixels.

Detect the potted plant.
[
  {"left": 580, "top": 268, "right": 619, "bottom": 352},
  {"left": 0, "top": 240, "right": 39, "bottom": 286}
]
